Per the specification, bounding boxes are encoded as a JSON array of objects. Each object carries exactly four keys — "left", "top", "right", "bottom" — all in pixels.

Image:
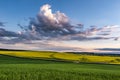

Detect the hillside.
[
  {"left": 0, "top": 53, "right": 120, "bottom": 80},
  {"left": 0, "top": 49, "right": 120, "bottom": 64}
]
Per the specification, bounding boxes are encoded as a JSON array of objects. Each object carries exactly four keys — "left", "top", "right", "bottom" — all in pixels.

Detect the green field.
[{"left": 0, "top": 52, "right": 120, "bottom": 80}]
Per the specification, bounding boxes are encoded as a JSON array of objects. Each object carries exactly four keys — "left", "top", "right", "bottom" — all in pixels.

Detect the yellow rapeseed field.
[{"left": 0, "top": 50, "right": 120, "bottom": 64}]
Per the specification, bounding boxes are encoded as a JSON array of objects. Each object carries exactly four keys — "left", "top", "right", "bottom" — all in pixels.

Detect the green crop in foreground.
[
  {"left": 0, "top": 64, "right": 120, "bottom": 80},
  {"left": 0, "top": 54, "right": 120, "bottom": 80}
]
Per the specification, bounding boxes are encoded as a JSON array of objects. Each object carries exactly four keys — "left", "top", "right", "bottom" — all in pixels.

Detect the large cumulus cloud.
[
  {"left": 25, "top": 4, "right": 82, "bottom": 38},
  {"left": 18, "top": 4, "right": 120, "bottom": 41}
]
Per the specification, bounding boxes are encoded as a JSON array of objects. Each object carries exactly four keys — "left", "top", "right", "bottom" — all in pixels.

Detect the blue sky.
[
  {"left": 1, "top": 0, "right": 120, "bottom": 31},
  {"left": 0, "top": 0, "right": 120, "bottom": 52}
]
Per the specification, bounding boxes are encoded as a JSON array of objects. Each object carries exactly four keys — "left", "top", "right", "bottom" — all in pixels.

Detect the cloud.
[
  {"left": 0, "top": 28, "right": 19, "bottom": 37},
  {"left": 95, "top": 48, "right": 120, "bottom": 51},
  {"left": 0, "top": 21, "right": 6, "bottom": 27},
  {"left": 0, "top": 4, "right": 120, "bottom": 46},
  {"left": 17, "top": 4, "right": 120, "bottom": 41},
  {"left": 114, "top": 37, "right": 120, "bottom": 41},
  {"left": 26, "top": 4, "right": 80, "bottom": 38},
  {"left": 0, "top": 40, "right": 83, "bottom": 52}
]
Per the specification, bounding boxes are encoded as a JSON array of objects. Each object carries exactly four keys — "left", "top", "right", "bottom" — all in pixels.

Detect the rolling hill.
[{"left": 0, "top": 49, "right": 120, "bottom": 64}]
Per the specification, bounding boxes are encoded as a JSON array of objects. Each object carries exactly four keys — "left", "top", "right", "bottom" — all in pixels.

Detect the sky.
[{"left": 0, "top": 0, "right": 120, "bottom": 53}]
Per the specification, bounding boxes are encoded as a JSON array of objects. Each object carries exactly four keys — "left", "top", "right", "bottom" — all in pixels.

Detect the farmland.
[
  {"left": 0, "top": 50, "right": 120, "bottom": 64},
  {"left": 0, "top": 50, "right": 120, "bottom": 80}
]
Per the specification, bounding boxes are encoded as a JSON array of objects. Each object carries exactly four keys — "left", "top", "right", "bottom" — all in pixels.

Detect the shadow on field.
[
  {"left": 0, "top": 54, "right": 120, "bottom": 68},
  {"left": 0, "top": 54, "right": 71, "bottom": 64}
]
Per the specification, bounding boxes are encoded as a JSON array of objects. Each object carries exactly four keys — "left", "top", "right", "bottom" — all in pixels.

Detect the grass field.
[{"left": 0, "top": 50, "right": 120, "bottom": 80}]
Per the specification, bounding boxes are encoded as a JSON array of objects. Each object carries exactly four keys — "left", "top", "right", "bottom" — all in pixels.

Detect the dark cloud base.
[{"left": 96, "top": 48, "right": 120, "bottom": 51}]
